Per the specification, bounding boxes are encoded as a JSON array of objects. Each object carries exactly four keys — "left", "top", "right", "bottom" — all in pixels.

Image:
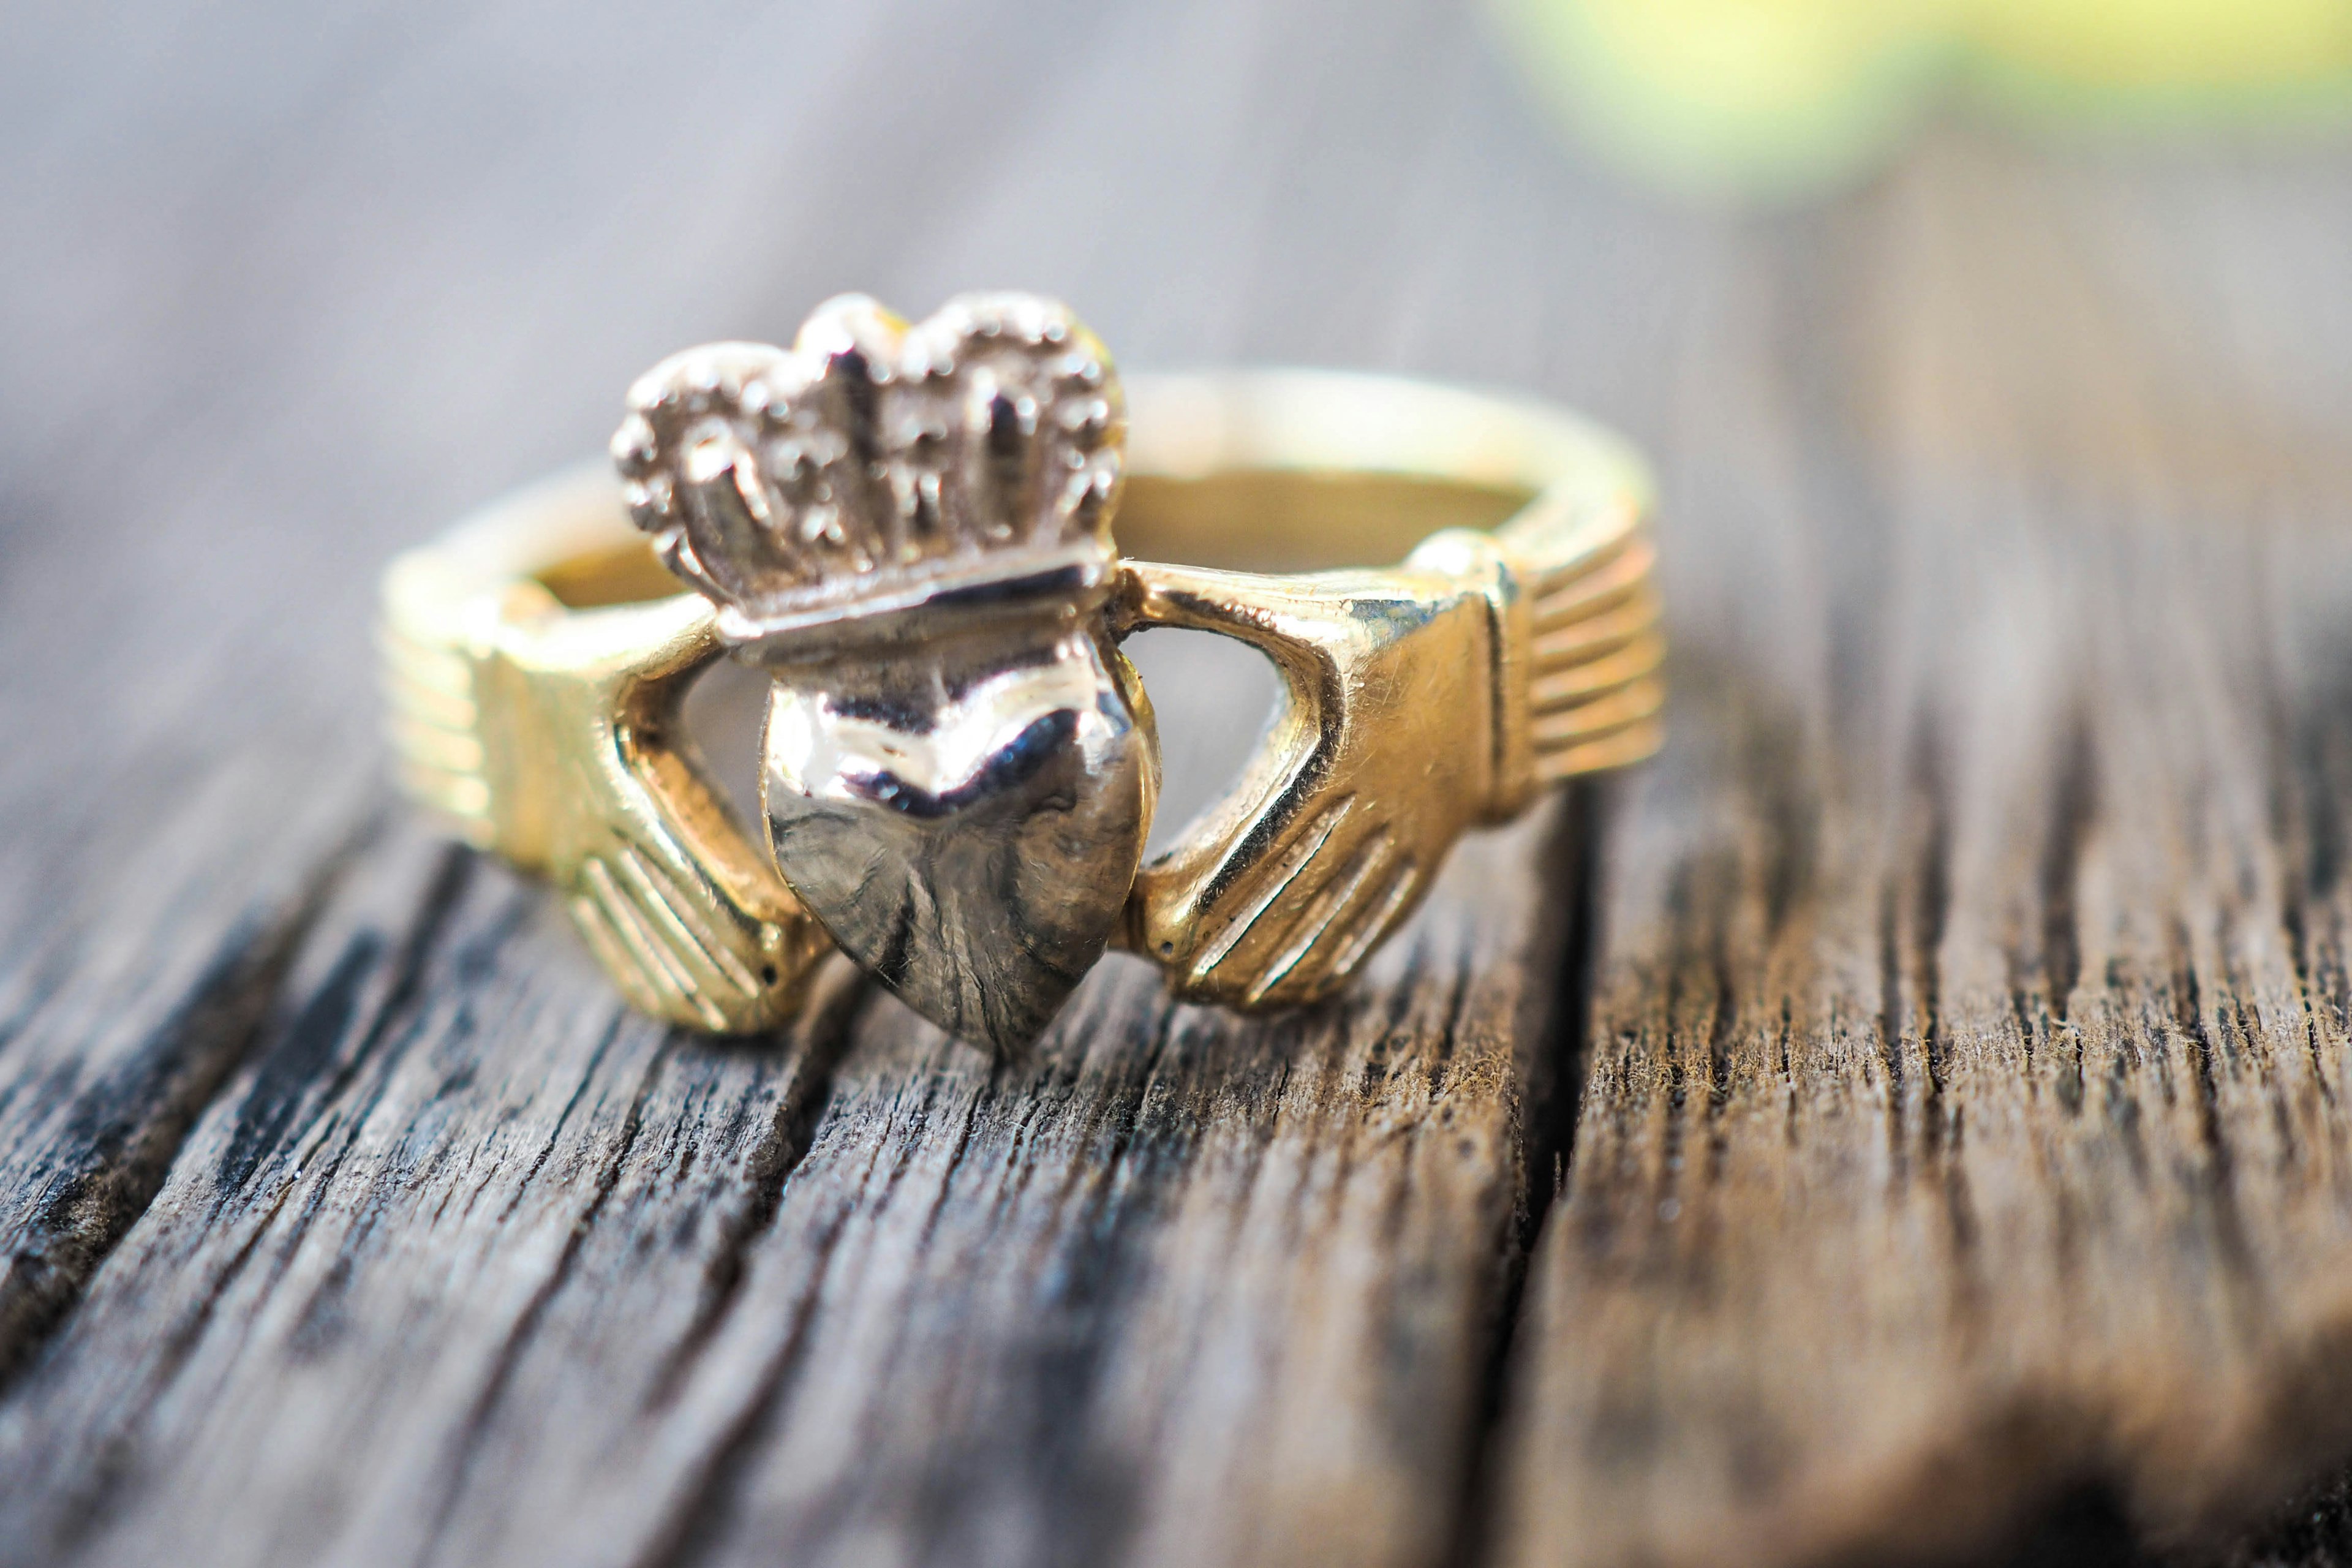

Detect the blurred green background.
[{"left": 1496, "top": 0, "right": 2352, "bottom": 197}]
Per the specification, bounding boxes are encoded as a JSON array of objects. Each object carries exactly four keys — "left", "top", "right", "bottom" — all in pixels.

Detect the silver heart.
[{"left": 760, "top": 622, "right": 1155, "bottom": 1049}]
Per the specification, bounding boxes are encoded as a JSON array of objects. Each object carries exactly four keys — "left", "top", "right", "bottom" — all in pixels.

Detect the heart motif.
[
  {"left": 612, "top": 293, "right": 1148, "bottom": 1046},
  {"left": 761, "top": 627, "right": 1153, "bottom": 1049}
]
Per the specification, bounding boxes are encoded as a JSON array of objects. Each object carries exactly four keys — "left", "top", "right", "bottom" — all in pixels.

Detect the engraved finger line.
[
  {"left": 377, "top": 653, "right": 480, "bottom": 731},
  {"left": 1532, "top": 589, "right": 1662, "bottom": 668},
  {"left": 1325, "top": 857, "right": 1422, "bottom": 986},
  {"left": 387, "top": 714, "right": 486, "bottom": 774},
  {"left": 1533, "top": 720, "right": 1667, "bottom": 782},
  {"left": 380, "top": 673, "right": 480, "bottom": 734},
  {"left": 376, "top": 619, "right": 472, "bottom": 677},
  {"left": 1529, "top": 538, "right": 1656, "bottom": 630},
  {"left": 612, "top": 850, "right": 748, "bottom": 1001},
  {"left": 1528, "top": 632, "right": 1666, "bottom": 710},
  {"left": 570, "top": 891, "right": 669, "bottom": 1020},
  {"left": 582, "top": 857, "right": 726, "bottom": 1029},
  {"left": 1506, "top": 498, "right": 1642, "bottom": 590},
  {"left": 585, "top": 862, "right": 699, "bottom": 1012},
  {"left": 376, "top": 627, "right": 486, "bottom": 793},
  {"left": 1529, "top": 569, "right": 1646, "bottom": 635},
  {"left": 395, "top": 763, "right": 492, "bottom": 822},
  {"left": 1190, "top": 794, "right": 1355, "bottom": 983},
  {"left": 1531, "top": 678, "right": 1667, "bottom": 750},
  {"left": 1245, "top": 827, "right": 1398, "bottom": 1006},
  {"left": 377, "top": 627, "right": 477, "bottom": 703},
  {"left": 611, "top": 845, "right": 760, "bottom": 1000}
]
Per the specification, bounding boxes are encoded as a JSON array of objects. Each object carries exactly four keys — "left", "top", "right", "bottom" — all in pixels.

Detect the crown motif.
[{"left": 612, "top": 293, "right": 1124, "bottom": 646}]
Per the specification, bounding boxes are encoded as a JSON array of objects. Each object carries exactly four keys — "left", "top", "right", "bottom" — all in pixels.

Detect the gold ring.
[{"left": 379, "top": 293, "right": 1664, "bottom": 1049}]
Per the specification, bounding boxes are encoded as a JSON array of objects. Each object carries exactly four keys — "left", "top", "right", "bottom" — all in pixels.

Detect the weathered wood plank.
[
  {"left": 0, "top": 4, "right": 1598, "bottom": 1566},
  {"left": 0, "top": 813, "right": 1577, "bottom": 1568},
  {"left": 1494, "top": 137, "right": 2352, "bottom": 1568}
]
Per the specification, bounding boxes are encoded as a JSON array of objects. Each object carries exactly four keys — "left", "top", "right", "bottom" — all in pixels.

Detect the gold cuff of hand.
[{"left": 382, "top": 364, "right": 1660, "bottom": 1046}]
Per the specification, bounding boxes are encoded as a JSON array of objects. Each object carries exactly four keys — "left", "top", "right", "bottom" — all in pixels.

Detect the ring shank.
[{"left": 1124, "top": 369, "right": 1649, "bottom": 570}]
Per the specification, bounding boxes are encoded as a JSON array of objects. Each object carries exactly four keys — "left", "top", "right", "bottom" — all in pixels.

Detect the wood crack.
[
  {"left": 1878, "top": 878, "right": 1909, "bottom": 1176},
  {"left": 2174, "top": 946, "right": 2258, "bottom": 1289},
  {"left": 1444, "top": 791, "right": 1604, "bottom": 1568},
  {"left": 628, "top": 1204, "right": 859, "bottom": 1568},
  {"left": 0, "top": 821, "right": 370, "bottom": 1392},
  {"left": 222, "top": 844, "right": 476, "bottom": 1203},
  {"left": 652, "top": 969, "right": 871, "bottom": 1408},
  {"left": 2038, "top": 715, "right": 2097, "bottom": 1031},
  {"left": 420, "top": 1020, "right": 666, "bottom": 1563}
]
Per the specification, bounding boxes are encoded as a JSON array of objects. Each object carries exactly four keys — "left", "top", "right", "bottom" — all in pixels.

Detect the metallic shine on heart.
[
  {"left": 760, "top": 624, "right": 1155, "bottom": 1049},
  {"left": 616, "top": 293, "right": 1147, "bottom": 1049}
]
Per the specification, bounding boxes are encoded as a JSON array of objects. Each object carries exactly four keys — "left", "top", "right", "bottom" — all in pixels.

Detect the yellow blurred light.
[
  {"left": 1493, "top": 0, "right": 2352, "bottom": 197},
  {"left": 1968, "top": 0, "right": 2352, "bottom": 91}
]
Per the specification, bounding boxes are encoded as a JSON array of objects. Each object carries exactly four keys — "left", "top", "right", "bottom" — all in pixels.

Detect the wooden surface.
[{"left": 6, "top": 4, "right": 2352, "bottom": 1566}]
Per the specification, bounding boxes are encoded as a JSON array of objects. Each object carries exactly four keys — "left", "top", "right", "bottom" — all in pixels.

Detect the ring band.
[{"left": 380, "top": 295, "right": 1662, "bottom": 1049}]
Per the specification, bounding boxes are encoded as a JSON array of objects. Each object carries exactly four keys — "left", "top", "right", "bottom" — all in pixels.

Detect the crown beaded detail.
[{"left": 612, "top": 293, "right": 1125, "bottom": 643}]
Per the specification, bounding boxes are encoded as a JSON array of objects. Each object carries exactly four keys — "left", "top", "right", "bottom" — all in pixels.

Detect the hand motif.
[
  {"left": 1116, "top": 545, "right": 1499, "bottom": 1009},
  {"left": 379, "top": 562, "right": 828, "bottom": 1032},
  {"left": 1117, "top": 499, "right": 1661, "bottom": 1011}
]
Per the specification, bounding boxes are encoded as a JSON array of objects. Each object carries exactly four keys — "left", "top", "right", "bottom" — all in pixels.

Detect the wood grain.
[
  {"left": 6, "top": 3, "right": 2352, "bottom": 1566},
  {"left": 1494, "top": 141, "right": 2352, "bottom": 1568}
]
